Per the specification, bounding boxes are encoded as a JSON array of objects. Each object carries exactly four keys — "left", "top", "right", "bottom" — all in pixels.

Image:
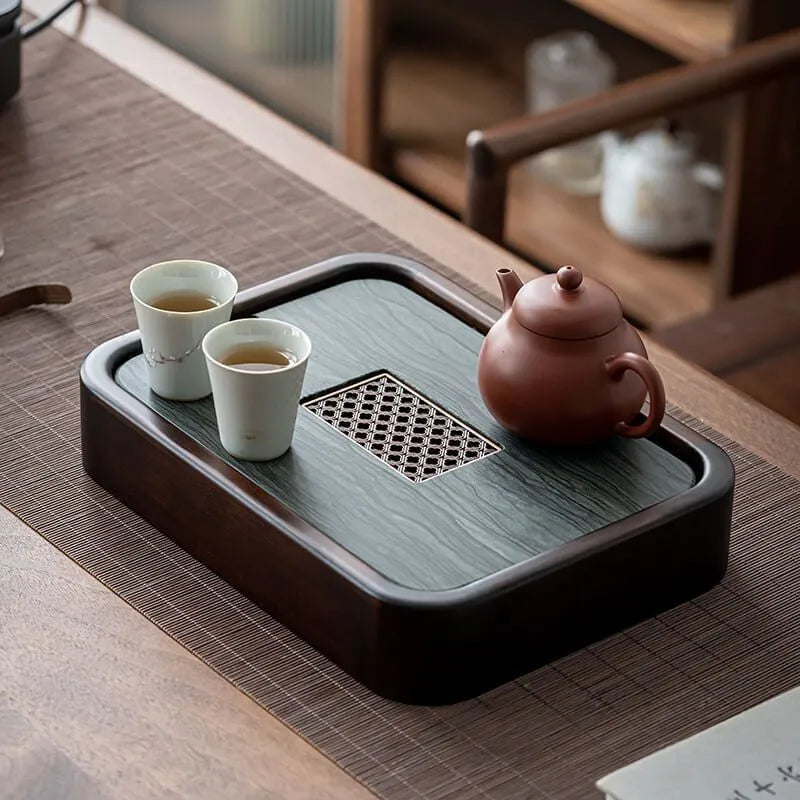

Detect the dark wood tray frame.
[{"left": 80, "top": 254, "right": 734, "bottom": 704}]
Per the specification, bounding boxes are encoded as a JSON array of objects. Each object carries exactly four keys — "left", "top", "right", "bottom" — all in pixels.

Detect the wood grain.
[
  {"left": 465, "top": 28, "right": 800, "bottom": 253},
  {"left": 468, "top": 29, "right": 800, "bottom": 169},
  {"left": 337, "top": 0, "right": 389, "bottom": 167},
  {"left": 712, "top": 0, "right": 800, "bottom": 299},
  {"left": 724, "top": 346, "right": 800, "bottom": 427},
  {"left": 115, "top": 277, "right": 694, "bottom": 591},
  {"left": 394, "top": 144, "right": 711, "bottom": 328},
  {"left": 0, "top": 704, "right": 107, "bottom": 800},
  {"left": 654, "top": 274, "right": 800, "bottom": 425},
  {"left": 0, "top": 506, "right": 378, "bottom": 800},
  {"left": 647, "top": 340, "right": 800, "bottom": 477},
  {"left": 562, "top": 0, "right": 734, "bottom": 62},
  {"left": 384, "top": 2, "right": 719, "bottom": 328},
  {"left": 11, "top": 5, "right": 798, "bottom": 490},
  {"left": 83, "top": 258, "right": 732, "bottom": 703},
  {"left": 654, "top": 273, "right": 800, "bottom": 373},
  {"left": 1, "top": 10, "right": 795, "bottom": 795}
]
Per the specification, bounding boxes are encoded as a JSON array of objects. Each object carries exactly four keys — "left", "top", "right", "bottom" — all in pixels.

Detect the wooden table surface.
[{"left": 5, "top": 4, "right": 800, "bottom": 798}]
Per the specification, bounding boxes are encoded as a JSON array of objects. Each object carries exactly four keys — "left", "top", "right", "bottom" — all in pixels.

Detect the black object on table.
[{"left": 0, "top": 0, "right": 21, "bottom": 105}]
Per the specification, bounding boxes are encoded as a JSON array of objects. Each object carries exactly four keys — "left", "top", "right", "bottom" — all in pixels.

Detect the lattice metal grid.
[{"left": 303, "top": 373, "right": 502, "bottom": 482}]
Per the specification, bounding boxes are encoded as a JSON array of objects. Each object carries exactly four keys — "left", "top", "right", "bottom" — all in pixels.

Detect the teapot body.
[
  {"left": 601, "top": 130, "right": 719, "bottom": 251},
  {"left": 478, "top": 312, "right": 648, "bottom": 444}
]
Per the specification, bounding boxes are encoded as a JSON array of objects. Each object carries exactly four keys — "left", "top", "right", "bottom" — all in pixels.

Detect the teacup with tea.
[
  {"left": 202, "top": 318, "right": 311, "bottom": 461},
  {"left": 130, "top": 260, "right": 237, "bottom": 401}
]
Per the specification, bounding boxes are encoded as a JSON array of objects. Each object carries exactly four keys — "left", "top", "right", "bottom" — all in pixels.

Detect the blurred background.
[
  {"left": 102, "top": 0, "right": 338, "bottom": 139},
  {"left": 101, "top": 0, "right": 800, "bottom": 424}
]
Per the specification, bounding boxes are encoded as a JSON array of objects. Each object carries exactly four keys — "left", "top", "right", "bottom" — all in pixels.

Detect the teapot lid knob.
[
  {"left": 556, "top": 265, "right": 583, "bottom": 291},
  {"left": 512, "top": 264, "right": 622, "bottom": 339}
]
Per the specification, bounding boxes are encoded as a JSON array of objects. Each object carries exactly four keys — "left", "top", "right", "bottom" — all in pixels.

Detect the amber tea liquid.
[
  {"left": 221, "top": 343, "right": 297, "bottom": 372},
  {"left": 149, "top": 290, "right": 219, "bottom": 312}
]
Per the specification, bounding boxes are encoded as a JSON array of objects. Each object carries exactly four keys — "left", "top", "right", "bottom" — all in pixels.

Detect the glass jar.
[{"left": 525, "top": 31, "right": 615, "bottom": 195}]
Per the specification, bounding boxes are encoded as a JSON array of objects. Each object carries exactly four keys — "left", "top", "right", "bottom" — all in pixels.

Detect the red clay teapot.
[{"left": 477, "top": 265, "right": 665, "bottom": 445}]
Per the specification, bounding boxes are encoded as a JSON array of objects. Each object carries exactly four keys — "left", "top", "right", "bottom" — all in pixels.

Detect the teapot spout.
[{"left": 497, "top": 268, "right": 523, "bottom": 313}]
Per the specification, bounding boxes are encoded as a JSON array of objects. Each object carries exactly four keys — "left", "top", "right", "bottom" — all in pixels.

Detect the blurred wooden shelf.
[
  {"left": 386, "top": 48, "right": 713, "bottom": 328},
  {"left": 562, "top": 0, "right": 735, "bottom": 63},
  {"left": 655, "top": 274, "right": 800, "bottom": 425}
]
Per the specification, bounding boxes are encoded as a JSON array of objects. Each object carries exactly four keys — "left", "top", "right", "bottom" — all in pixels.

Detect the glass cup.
[{"left": 525, "top": 31, "right": 615, "bottom": 195}]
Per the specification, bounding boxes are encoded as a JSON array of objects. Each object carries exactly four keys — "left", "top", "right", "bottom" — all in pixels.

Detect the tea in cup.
[
  {"left": 202, "top": 318, "right": 311, "bottom": 461},
  {"left": 130, "top": 260, "right": 237, "bottom": 401}
]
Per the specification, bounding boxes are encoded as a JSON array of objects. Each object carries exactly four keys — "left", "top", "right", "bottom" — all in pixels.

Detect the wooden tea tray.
[{"left": 80, "top": 254, "right": 734, "bottom": 703}]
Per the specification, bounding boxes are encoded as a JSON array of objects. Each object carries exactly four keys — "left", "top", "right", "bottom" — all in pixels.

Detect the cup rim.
[
  {"left": 130, "top": 259, "right": 238, "bottom": 315},
  {"left": 202, "top": 318, "right": 312, "bottom": 376}
]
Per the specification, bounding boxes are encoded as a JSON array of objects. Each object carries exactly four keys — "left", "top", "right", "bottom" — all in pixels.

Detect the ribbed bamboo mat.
[{"left": 2, "top": 26, "right": 799, "bottom": 800}]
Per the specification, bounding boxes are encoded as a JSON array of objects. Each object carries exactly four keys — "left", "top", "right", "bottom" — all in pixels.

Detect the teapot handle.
[{"left": 605, "top": 353, "right": 666, "bottom": 438}]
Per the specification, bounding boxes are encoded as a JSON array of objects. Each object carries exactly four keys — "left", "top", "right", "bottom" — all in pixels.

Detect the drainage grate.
[{"left": 303, "top": 373, "right": 501, "bottom": 483}]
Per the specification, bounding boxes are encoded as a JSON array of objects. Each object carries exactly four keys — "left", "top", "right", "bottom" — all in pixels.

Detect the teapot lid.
[
  {"left": 512, "top": 265, "right": 622, "bottom": 340},
  {"left": 632, "top": 119, "right": 696, "bottom": 166}
]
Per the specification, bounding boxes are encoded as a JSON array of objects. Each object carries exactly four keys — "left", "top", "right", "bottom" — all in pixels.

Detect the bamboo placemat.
[{"left": 2, "top": 27, "right": 799, "bottom": 800}]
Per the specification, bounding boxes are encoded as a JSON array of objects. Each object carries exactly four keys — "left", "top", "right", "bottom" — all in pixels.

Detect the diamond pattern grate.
[{"left": 303, "top": 373, "right": 501, "bottom": 482}]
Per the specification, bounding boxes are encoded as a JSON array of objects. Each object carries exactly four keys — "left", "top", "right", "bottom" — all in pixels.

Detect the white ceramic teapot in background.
[{"left": 600, "top": 121, "right": 723, "bottom": 252}]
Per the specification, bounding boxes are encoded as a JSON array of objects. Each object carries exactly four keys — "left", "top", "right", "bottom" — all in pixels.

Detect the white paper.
[{"left": 597, "top": 686, "right": 800, "bottom": 800}]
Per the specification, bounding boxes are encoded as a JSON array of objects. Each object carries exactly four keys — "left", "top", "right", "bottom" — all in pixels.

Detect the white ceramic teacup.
[
  {"left": 202, "top": 318, "right": 312, "bottom": 461},
  {"left": 130, "top": 260, "right": 238, "bottom": 401}
]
